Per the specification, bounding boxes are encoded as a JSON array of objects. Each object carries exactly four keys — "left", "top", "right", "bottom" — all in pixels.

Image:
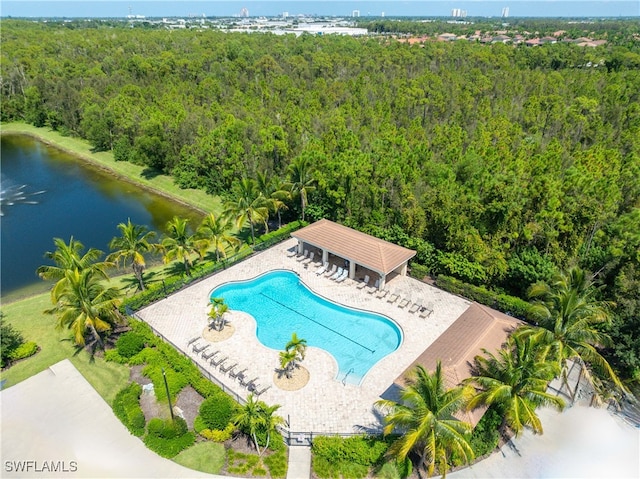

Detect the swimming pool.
[{"left": 209, "top": 270, "right": 402, "bottom": 385}]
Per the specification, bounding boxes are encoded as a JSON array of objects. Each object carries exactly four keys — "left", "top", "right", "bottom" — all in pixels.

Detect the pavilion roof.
[{"left": 291, "top": 219, "right": 416, "bottom": 276}]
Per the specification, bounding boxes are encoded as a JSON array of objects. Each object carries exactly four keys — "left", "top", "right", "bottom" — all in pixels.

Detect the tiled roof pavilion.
[{"left": 291, "top": 219, "right": 416, "bottom": 289}]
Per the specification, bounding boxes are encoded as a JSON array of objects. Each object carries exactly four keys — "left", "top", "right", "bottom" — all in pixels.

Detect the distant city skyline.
[{"left": 1, "top": 1, "right": 638, "bottom": 18}]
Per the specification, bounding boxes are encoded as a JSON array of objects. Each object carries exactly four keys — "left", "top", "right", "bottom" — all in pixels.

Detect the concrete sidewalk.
[
  {"left": 286, "top": 446, "right": 312, "bottom": 479},
  {"left": 0, "top": 360, "right": 220, "bottom": 478}
]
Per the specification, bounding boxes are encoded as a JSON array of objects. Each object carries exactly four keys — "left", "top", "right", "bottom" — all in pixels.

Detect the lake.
[{"left": 0, "top": 134, "right": 204, "bottom": 299}]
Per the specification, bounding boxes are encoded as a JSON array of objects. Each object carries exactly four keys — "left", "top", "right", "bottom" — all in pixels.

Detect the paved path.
[
  {"left": 0, "top": 360, "right": 221, "bottom": 479},
  {"left": 138, "top": 238, "right": 471, "bottom": 434},
  {"left": 286, "top": 446, "right": 312, "bottom": 479}
]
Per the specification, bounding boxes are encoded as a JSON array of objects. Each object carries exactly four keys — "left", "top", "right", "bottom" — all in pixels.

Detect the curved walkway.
[{"left": 0, "top": 360, "right": 221, "bottom": 479}]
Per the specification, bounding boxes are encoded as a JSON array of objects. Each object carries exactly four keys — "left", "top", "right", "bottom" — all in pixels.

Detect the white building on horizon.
[
  {"left": 352, "top": 10, "right": 360, "bottom": 17},
  {"left": 502, "top": 6, "right": 510, "bottom": 17}
]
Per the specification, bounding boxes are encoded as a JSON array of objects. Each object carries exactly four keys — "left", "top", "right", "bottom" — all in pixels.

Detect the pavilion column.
[
  {"left": 379, "top": 275, "right": 386, "bottom": 290},
  {"left": 297, "top": 241, "right": 304, "bottom": 254},
  {"left": 349, "top": 261, "right": 356, "bottom": 279},
  {"left": 322, "top": 249, "right": 328, "bottom": 264},
  {"left": 400, "top": 263, "right": 408, "bottom": 276}
]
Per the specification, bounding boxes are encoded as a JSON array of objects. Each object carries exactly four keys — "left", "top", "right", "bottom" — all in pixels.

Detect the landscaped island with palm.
[{"left": 1, "top": 16, "right": 639, "bottom": 479}]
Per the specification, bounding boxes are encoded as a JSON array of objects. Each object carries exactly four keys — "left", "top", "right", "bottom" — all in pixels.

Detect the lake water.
[{"left": 0, "top": 134, "right": 204, "bottom": 298}]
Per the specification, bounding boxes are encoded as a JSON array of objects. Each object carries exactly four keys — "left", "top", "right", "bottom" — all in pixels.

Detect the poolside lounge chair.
[
  {"left": 220, "top": 362, "right": 238, "bottom": 373},
  {"left": 409, "top": 302, "right": 420, "bottom": 313},
  {"left": 193, "top": 343, "right": 209, "bottom": 354},
  {"left": 287, "top": 247, "right": 298, "bottom": 257},
  {"left": 335, "top": 269, "right": 349, "bottom": 282},
  {"left": 398, "top": 298, "right": 410, "bottom": 309},
  {"left": 324, "top": 264, "right": 337, "bottom": 277},
  {"left": 387, "top": 293, "right": 399, "bottom": 304},
  {"left": 330, "top": 267, "right": 344, "bottom": 280},
  {"left": 253, "top": 385, "right": 271, "bottom": 397},
  {"left": 419, "top": 302, "right": 434, "bottom": 318},
  {"left": 376, "top": 288, "right": 389, "bottom": 299},
  {"left": 187, "top": 336, "right": 200, "bottom": 346},
  {"left": 356, "top": 275, "right": 370, "bottom": 289},
  {"left": 316, "top": 262, "right": 329, "bottom": 275},
  {"left": 302, "top": 251, "right": 315, "bottom": 264},
  {"left": 296, "top": 250, "right": 309, "bottom": 262},
  {"left": 211, "top": 355, "right": 227, "bottom": 367},
  {"left": 366, "top": 279, "right": 380, "bottom": 294},
  {"left": 230, "top": 367, "right": 248, "bottom": 379},
  {"left": 202, "top": 349, "right": 218, "bottom": 360},
  {"left": 241, "top": 376, "right": 259, "bottom": 389}
]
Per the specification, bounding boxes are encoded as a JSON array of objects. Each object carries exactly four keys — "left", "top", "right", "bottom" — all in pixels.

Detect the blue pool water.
[{"left": 210, "top": 270, "right": 402, "bottom": 384}]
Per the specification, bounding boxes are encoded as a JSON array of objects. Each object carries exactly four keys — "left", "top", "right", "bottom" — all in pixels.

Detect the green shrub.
[
  {"left": 312, "top": 435, "right": 389, "bottom": 478},
  {"left": 469, "top": 407, "right": 501, "bottom": 457},
  {"left": 144, "top": 417, "right": 195, "bottom": 458},
  {"left": 199, "top": 393, "right": 236, "bottom": 430},
  {"left": 116, "top": 332, "right": 146, "bottom": 358},
  {"left": 436, "top": 252, "right": 488, "bottom": 285},
  {"left": 8, "top": 341, "right": 38, "bottom": 361},
  {"left": 263, "top": 449, "right": 288, "bottom": 478},
  {"left": 142, "top": 363, "right": 189, "bottom": 403},
  {"left": 197, "top": 421, "right": 235, "bottom": 442},
  {"left": 409, "top": 263, "right": 430, "bottom": 280},
  {"left": 112, "top": 383, "right": 146, "bottom": 437},
  {"left": 435, "top": 275, "right": 539, "bottom": 323},
  {"left": 1, "top": 315, "right": 24, "bottom": 367}
]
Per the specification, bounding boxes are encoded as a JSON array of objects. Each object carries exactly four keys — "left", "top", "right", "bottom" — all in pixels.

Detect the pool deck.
[{"left": 137, "top": 238, "right": 471, "bottom": 434}]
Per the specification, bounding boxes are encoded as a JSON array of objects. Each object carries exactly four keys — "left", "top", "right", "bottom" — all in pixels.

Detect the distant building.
[
  {"left": 501, "top": 7, "right": 509, "bottom": 17},
  {"left": 352, "top": 10, "right": 360, "bottom": 17},
  {"left": 451, "top": 8, "right": 467, "bottom": 17},
  {"left": 283, "top": 12, "right": 288, "bottom": 18},
  {"left": 240, "top": 7, "right": 249, "bottom": 17}
]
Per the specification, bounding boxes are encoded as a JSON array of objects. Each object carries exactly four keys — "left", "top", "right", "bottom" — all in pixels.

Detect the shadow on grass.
[{"left": 141, "top": 167, "right": 163, "bottom": 180}]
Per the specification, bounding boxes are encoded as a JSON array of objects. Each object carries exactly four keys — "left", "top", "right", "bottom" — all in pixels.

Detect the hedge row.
[
  {"left": 8, "top": 341, "right": 39, "bottom": 362},
  {"left": 112, "top": 383, "right": 146, "bottom": 437},
  {"left": 312, "top": 435, "right": 389, "bottom": 479},
  {"left": 435, "top": 275, "right": 540, "bottom": 323},
  {"left": 120, "top": 221, "right": 306, "bottom": 314}
]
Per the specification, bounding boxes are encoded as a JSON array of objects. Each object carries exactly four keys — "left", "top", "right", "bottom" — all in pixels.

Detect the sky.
[{"left": 1, "top": 0, "right": 638, "bottom": 18}]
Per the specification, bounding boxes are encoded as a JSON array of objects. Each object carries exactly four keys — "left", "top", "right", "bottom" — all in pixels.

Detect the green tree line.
[{"left": 2, "top": 19, "right": 639, "bottom": 383}]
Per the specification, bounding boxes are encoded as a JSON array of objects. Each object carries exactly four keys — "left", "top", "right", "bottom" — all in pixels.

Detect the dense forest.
[{"left": 1, "top": 19, "right": 639, "bottom": 384}]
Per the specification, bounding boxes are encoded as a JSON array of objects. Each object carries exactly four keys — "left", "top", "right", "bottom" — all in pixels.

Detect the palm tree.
[
  {"left": 515, "top": 267, "right": 625, "bottom": 397},
  {"left": 285, "top": 155, "right": 316, "bottom": 222},
  {"left": 45, "top": 268, "right": 122, "bottom": 348},
  {"left": 208, "top": 296, "right": 229, "bottom": 331},
  {"left": 196, "top": 213, "right": 239, "bottom": 262},
  {"left": 285, "top": 332, "right": 307, "bottom": 361},
  {"left": 232, "top": 394, "right": 285, "bottom": 455},
  {"left": 223, "top": 178, "right": 269, "bottom": 244},
  {"left": 160, "top": 216, "right": 201, "bottom": 276},
  {"left": 376, "top": 362, "right": 474, "bottom": 478},
  {"left": 256, "top": 171, "right": 291, "bottom": 229},
  {"left": 279, "top": 349, "right": 298, "bottom": 379},
  {"left": 106, "top": 219, "right": 156, "bottom": 291},
  {"left": 465, "top": 335, "right": 565, "bottom": 437},
  {"left": 37, "top": 236, "right": 109, "bottom": 288}
]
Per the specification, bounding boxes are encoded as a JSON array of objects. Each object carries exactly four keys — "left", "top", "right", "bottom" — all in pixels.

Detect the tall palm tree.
[
  {"left": 515, "top": 267, "right": 624, "bottom": 396},
  {"left": 106, "top": 218, "right": 156, "bottom": 291},
  {"left": 376, "top": 362, "right": 474, "bottom": 478},
  {"left": 45, "top": 268, "right": 122, "bottom": 348},
  {"left": 37, "top": 236, "right": 109, "bottom": 288},
  {"left": 196, "top": 213, "right": 239, "bottom": 262},
  {"left": 256, "top": 171, "right": 291, "bottom": 229},
  {"left": 232, "top": 394, "right": 285, "bottom": 455},
  {"left": 160, "top": 216, "right": 201, "bottom": 277},
  {"left": 285, "top": 332, "right": 307, "bottom": 361},
  {"left": 223, "top": 178, "right": 269, "bottom": 244},
  {"left": 465, "top": 335, "right": 565, "bottom": 437},
  {"left": 285, "top": 155, "right": 316, "bottom": 222}
]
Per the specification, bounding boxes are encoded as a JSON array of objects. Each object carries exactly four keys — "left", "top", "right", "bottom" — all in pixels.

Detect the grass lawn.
[
  {"left": 173, "top": 441, "right": 226, "bottom": 474},
  {"left": 1, "top": 122, "right": 223, "bottom": 215},
  {"left": 0, "top": 292, "right": 130, "bottom": 404}
]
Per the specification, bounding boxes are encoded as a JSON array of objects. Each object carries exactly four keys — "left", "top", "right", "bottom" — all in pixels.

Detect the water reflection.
[{"left": 0, "top": 134, "right": 204, "bottom": 296}]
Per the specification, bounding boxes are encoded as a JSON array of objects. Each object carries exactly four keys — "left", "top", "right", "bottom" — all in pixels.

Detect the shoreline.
[{"left": 1, "top": 123, "right": 217, "bottom": 216}]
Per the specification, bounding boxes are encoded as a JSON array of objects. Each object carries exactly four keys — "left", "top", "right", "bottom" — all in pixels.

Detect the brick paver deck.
[{"left": 137, "top": 238, "right": 471, "bottom": 434}]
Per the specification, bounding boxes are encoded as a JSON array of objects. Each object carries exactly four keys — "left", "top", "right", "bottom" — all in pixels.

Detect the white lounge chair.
[
  {"left": 387, "top": 293, "right": 399, "bottom": 303},
  {"left": 356, "top": 275, "right": 370, "bottom": 289},
  {"left": 376, "top": 288, "right": 389, "bottom": 299},
  {"left": 409, "top": 302, "right": 420, "bottom": 313},
  {"left": 296, "top": 250, "right": 309, "bottom": 262},
  {"left": 303, "top": 251, "right": 315, "bottom": 264},
  {"left": 398, "top": 297, "right": 410, "bottom": 308},
  {"left": 419, "top": 302, "right": 434, "bottom": 318},
  {"left": 330, "top": 267, "right": 344, "bottom": 280},
  {"left": 366, "top": 279, "right": 380, "bottom": 294},
  {"left": 335, "top": 269, "right": 349, "bottom": 282},
  {"left": 324, "top": 264, "right": 337, "bottom": 277},
  {"left": 316, "top": 262, "right": 329, "bottom": 275}
]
